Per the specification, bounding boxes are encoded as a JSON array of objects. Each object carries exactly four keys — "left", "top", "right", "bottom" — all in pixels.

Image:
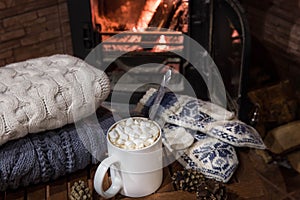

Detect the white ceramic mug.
[{"left": 94, "top": 117, "right": 163, "bottom": 198}]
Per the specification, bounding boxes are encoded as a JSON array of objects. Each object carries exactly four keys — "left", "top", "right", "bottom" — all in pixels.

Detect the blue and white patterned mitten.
[
  {"left": 178, "top": 134, "right": 239, "bottom": 183},
  {"left": 206, "top": 120, "right": 266, "bottom": 149},
  {"left": 139, "top": 88, "right": 265, "bottom": 149},
  {"left": 161, "top": 123, "right": 238, "bottom": 183},
  {"left": 161, "top": 94, "right": 235, "bottom": 132}
]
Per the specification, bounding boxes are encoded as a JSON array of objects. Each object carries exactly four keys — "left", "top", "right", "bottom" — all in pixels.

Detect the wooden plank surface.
[
  {"left": 27, "top": 184, "right": 46, "bottom": 200},
  {"left": 47, "top": 177, "right": 68, "bottom": 200},
  {"left": 3, "top": 150, "right": 300, "bottom": 200},
  {"left": 227, "top": 150, "right": 289, "bottom": 200},
  {"left": 0, "top": 192, "right": 4, "bottom": 200},
  {"left": 4, "top": 188, "right": 25, "bottom": 200},
  {"left": 121, "top": 191, "right": 196, "bottom": 200}
]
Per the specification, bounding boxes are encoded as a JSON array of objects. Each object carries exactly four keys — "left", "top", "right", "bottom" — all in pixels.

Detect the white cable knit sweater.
[{"left": 0, "top": 54, "right": 110, "bottom": 145}]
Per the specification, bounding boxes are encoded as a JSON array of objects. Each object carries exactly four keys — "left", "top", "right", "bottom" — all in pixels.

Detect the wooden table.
[{"left": 2, "top": 149, "right": 300, "bottom": 200}]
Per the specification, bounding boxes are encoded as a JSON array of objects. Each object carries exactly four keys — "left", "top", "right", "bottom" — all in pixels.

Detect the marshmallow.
[
  {"left": 144, "top": 138, "right": 155, "bottom": 146},
  {"left": 124, "top": 126, "right": 133, "bottom": 134},
  {"left": 108, "top": 118, "right": 160, "bottom": 150},
  {"left": 140, "top": 133, "right": 149, "bottom": 139},
  {"left": 124, "top": 141, "right": 135, "bottom": 149},
  {"left": 109, "top": 130, "right": 118, "bottom": 139},
  {"left": 125, "top": 118, "right": 133, "bottom": 126},
  {"left": 141, "top": 126, "right": 152, "bottom": 135}
]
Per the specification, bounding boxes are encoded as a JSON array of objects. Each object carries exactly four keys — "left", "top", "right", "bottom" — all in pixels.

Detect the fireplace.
[{"left": 67, "top": 0, "right": 251, "bottom": 121}]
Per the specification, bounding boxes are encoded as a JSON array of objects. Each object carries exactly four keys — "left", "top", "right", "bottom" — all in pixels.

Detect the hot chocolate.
[{"left": 108, "top": 118, "right": 160, "bottom": 150}]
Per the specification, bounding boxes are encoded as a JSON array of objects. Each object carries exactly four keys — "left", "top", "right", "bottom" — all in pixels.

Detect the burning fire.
[
  {"left": 152, "top": 35, "right": 168, "bottom": 52},
  {"left": 135, "top": 0, "right": 162, "bottom": 31},
  {"left": 90, "top": 0, "right": 184, "bottom": 52},
  {"left": 232, "top": 29, "right": 241, "bottom": 44},
  {"left": 90, "top": 0, "right": 162, "bottom": 32}
]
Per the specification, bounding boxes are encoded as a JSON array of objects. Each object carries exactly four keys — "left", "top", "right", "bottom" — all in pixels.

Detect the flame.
[
  {"left": 90, "top": 0, "right": 162, "bottom": 32},
  {"left": 135, "top": 0, "right": 162, "bottom": 30},
  {"left": 90, "top": 0, "right": 97, "bottom": 30},
  {"left": 232, "top": 29, "right": 241, "bottom": 44},
  {"left": 152, "top": 35, "right": 168, "bottom": 52},
  {"left": 158, "top": 35, "right": 167, "bottom": 44}
]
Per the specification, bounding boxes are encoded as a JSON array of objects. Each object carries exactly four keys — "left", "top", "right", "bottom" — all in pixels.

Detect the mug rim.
[{"left": 106, "top": 117, "right": 162, "bottom": 152}]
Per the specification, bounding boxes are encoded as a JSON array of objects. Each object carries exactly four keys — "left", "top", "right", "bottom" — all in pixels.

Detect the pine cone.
[
  {"left": 171, "top": 169, "right": 206, "bottom": 192},
  {"left": 171, "top": 169, "right": 227, "bottom": 200},
  {"left": 196, "top": 178, "right": 227, "bottom": 200},
  {"left": 69, "top": 180, "right": 92, "bottom": 200}
]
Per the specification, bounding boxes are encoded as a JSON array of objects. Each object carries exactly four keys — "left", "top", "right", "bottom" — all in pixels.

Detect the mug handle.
[{"left": 94, "top": 155, "right": 122, "bottom": 198}]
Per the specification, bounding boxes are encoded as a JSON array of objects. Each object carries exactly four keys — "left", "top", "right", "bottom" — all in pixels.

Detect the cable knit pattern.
[
  {"left": 0, "top": 107, "right": 117, "bottom": 191},
  {"left": 0, "top": 54, "right": 111, "bottom": 145}
]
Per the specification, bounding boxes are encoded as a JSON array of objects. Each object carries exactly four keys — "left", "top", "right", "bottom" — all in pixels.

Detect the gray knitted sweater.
[{"left": 0, "top": 107, "right": 118, "bottom": 191}]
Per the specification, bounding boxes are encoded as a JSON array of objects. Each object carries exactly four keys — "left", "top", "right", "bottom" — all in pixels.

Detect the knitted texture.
[
  {"left": 0, "top": 107, "right": 117, "bottom": 191},
  {"left": 0, "top": 54, "right": 111, "bottom": 145}
]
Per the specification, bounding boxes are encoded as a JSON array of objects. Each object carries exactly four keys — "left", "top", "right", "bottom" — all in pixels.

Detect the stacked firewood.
[{"left": 248, "top": 80, "right": 300, "bottom": 173}]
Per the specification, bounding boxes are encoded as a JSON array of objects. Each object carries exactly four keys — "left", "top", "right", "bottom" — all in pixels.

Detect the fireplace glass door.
[{"left": 67, "top": 0, "right": 251, "bottom": 121}]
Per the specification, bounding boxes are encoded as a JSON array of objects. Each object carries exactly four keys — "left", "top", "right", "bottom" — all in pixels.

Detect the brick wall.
[
  {"left": 241, "top": 0, "right": 300, "bottom": 88},
  {"left": 0, "top": 0, "right": 73, "bottom": 67}
]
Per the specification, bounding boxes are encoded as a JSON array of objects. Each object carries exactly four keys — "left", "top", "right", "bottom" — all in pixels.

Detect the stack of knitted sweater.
[{"left": 0, "top": 55, "right": 113, "bottom": 191}]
